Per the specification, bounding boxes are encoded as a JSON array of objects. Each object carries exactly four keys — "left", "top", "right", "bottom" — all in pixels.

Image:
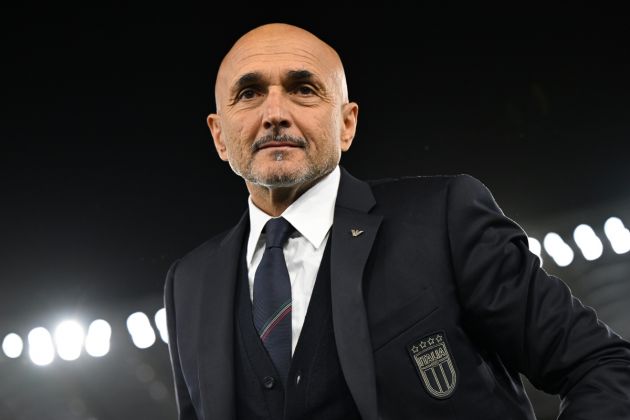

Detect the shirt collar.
[{"left": 246, "top": 166, "right": 341, "bottom": 265}]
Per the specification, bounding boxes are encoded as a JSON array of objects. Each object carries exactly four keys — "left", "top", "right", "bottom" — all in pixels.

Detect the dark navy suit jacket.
[{"left": 165, "top": 167, "right": 630, "bottom": 419}]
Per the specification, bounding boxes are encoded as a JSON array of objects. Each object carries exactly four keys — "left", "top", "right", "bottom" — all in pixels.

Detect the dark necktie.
[{"left": 252, "top": 217, "right": 294, "bottom": 384}]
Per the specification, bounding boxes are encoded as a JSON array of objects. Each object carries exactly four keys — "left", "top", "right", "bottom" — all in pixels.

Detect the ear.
[
  {"left": 207, "top": 113, "right": 229, "bottom": 161},
  {"left": 339, "top": 102, "right": 359, "bottom": 152}
]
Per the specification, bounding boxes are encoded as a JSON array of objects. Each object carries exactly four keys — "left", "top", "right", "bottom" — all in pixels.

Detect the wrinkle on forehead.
[{"left": 214, "top": 23, "right": 348, "bottom": 111}]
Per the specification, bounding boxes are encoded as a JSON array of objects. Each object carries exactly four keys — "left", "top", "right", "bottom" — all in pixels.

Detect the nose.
[{"left": 262, "top": 88, "right": 291, "bottom": 130}]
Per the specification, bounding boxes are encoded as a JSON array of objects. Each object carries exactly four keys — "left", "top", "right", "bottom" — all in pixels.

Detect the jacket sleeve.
[
  {"left": 446, "top": 174, "right": 630, "bottom": 419},
  {"left": 164, "top": 259, "right": 199, "bottom": 420}
]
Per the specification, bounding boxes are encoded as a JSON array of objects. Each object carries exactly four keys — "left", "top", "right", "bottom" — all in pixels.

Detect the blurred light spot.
[
  {"left": 28, "top": 327, "right": 55, "bottom": 366},
  {"left": 573, "top": 224, "right": 603, "bottom": 261},
  {"left": 604, "top": 217, "right": 630, "bottom": 254},
  {"left": 85, "top": 319, "right": 112, "bottom": 357},
  {"left": 67, "top": 397, "right": 87, "bottom": 416},
  {"left": 2, "top": 333, "right": 24, "bottom": 358},
  {"left": 54, "top": 320, "right": 85, "bottom": 361},
  {"left": 149, "top": 381, "right": 168, "bottom": 401},
  {"left": 543, "top": 233, "right": 574, "bottom": 267},
  {"left": 154, "top": 308, "right": 168, "bottom": 344},
  {"left": 135, "top": 363, "right": 155, "bottom": 383},
  {"left": 127, "top": 312, "right": 156, "bottom": 349},
  {"left": 527, "top": 237, "right": 543, "bottom": 267}
]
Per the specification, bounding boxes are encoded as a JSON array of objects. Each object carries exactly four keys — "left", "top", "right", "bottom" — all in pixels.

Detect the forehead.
[{"left": 220, "top": 36, "right": 338, "bottom": 87}]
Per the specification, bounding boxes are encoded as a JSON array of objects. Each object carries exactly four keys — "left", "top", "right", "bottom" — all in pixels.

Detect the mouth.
[
  {"left": 252, "top": 134, "right": 308, "bottom": 153},
  {"left": 256, "top": 142, "right": 303, "bottom": 151}
]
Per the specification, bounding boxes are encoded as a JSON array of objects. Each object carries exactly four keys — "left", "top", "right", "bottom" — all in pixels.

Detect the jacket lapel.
[
  {"left": 331, "top": 168, "right": 382, "bottom": 420},
  {"left": 197, "top": 211, "right": 248, "bottom": 420}
]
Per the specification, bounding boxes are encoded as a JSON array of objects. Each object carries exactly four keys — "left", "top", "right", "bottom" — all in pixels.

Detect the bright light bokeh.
[
  {"left": 127, "top": 312, "right": 156, "bottom": 349},
  {"left": 573, "top": 224, "right": 603, "bottom": 261},
  {"left": 28, "top": 327, "right": 55, "bottom": 366},
  {"left": 527, "top": 237, "right": 543, "bottom": 266},
  {"left": 85, "top": 319, "right": 112, "bottom": 357},
  {"left": 2, "top": 333, "right": 24, "bottom": 358},
  {"left": 543, "top": 232, "right": 574, "bottom": 267},
  {"left": 54, "top": 320, "right": 85, "bottom": 361},
  {"left": 154, "top": 308, "right": 168, "bottom": 344},
  {"left": 604, "top": 217, "right": 630, "bottom": 254}
]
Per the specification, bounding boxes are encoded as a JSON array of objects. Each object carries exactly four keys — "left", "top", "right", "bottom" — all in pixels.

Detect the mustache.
[{"left": 251, "top": 134, "right": 307, "bottom": 152}]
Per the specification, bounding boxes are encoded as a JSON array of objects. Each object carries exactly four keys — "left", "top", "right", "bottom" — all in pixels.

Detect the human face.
[{"left": 207, "top": 26, "right": 358, "bottom": 189}]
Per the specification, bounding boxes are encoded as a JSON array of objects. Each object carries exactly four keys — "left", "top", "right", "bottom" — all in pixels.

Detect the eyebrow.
[
  {"left": 286, "top": 69, "right": 316, "bottom": 83},
  {"left": 231, "top": 72, "right": 264, "bottom": 96},
  {"left": 230, "top": 69, "right": 322, "bottom": 96}
]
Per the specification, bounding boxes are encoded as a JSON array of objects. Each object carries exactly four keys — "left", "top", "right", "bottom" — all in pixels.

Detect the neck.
[{"left": 246, "top": 177, "right": 321, "bottom": 217}]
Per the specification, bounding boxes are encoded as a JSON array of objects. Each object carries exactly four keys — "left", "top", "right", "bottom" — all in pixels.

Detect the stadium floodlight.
[
  {"left": 527, "top": 237, "right": 543, "bottom": 267},
  {"left": 2, "top": 333, "right": 24, "bottom": 359},
  {"left": 154, "top": 308, "right": 169, "bottom": 344},
  {"left": 54, "top": 320, "right": 85, "bottom": 361},
  {"left": 573, "top": 224, "right": 603, "bottom": 261},
  {"left": 127, "top": 312, "right": 156, "bottom": 349},
  {"left": 85, "top": 319, "right": 112, "bottom": 357},
  {"left": 28, "top": 327, "right": 55, "bottom": 366},
  {"left": 604, "top": 217, "right": 630, "bottom": 255},
  {"left": 543, "top": 232, "right": 574, "bottom": 267}
]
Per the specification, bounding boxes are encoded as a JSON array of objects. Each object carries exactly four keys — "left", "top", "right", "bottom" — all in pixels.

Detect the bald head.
[
  {"left": 205, "top": 23, "right": 359, "bottom": 200},
  {"left": 214, "top": 23, "right": 349, "bottom": 112}
]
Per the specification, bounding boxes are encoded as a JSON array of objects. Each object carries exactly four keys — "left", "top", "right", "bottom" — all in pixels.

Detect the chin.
[{"left": 250, "top": 162, "right": 316, "bottom": 188}]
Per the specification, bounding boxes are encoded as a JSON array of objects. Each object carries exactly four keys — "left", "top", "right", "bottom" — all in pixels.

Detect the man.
[{"left": 164, "top": 23, "right": 630, "bottom": 419}]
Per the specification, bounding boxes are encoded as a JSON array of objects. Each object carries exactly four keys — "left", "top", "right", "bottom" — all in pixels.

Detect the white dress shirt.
[{"left": 246, "top": 166, "right": 340, "bottom": 354}]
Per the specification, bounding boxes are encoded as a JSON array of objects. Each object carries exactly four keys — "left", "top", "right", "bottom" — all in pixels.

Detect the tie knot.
[{"left": 264, "top": 217, "right": 294, "bottom": 249}]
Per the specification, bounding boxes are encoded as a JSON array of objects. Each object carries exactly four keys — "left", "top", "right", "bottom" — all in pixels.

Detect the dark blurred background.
[{"left": 1, "top": 5, "right": 629, "bottom": 419}]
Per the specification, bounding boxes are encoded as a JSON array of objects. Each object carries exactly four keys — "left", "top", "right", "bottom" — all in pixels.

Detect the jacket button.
[{"left": 263, "top": 376, "right": 275, "bottom": 389}]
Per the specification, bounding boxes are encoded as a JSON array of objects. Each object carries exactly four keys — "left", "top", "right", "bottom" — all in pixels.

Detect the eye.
[
  {"left": 237, "top": 88, "right": 259, "bottom": 101},
  {"left": 294, "top": 85, "right": 315, "bottom": 95}
]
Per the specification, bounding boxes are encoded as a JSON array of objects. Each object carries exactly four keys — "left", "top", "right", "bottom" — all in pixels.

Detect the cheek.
[
  {"left": 223, "top": 119, "right": 256, "bottom": 153},
  {"left": 309, "top": 112, "right": 341, "bottom": 148},
  {"left": 237, "top": 115, "right": 262, "bottom": 142}
]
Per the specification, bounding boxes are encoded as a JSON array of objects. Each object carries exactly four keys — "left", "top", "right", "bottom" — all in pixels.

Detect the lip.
[{"left": 257, "top": 142, "right": 302, "bottom": 151}]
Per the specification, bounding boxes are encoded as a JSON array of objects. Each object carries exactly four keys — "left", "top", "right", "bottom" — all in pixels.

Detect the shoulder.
[
  {"left": 165, "top": 225, "right": 236, "bottom": 307},
  {"left": 368, "top": 172, "right": 485, "bottom": 188},
  {"left": 183, "top": 230, "right": 227, "bottom": 261},
  {"left": 366, "top": 173, "right": 490, "bottom": 203}
]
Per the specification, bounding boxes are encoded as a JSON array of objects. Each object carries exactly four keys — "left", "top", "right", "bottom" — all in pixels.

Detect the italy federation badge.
[{"left": 407, "top": 331, "right": 457, "bottom": 399}]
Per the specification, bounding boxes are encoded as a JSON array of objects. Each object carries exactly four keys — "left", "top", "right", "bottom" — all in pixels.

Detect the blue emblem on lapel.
[{"left": 407, "top": 331, "right": 457, "bottom": 399}]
